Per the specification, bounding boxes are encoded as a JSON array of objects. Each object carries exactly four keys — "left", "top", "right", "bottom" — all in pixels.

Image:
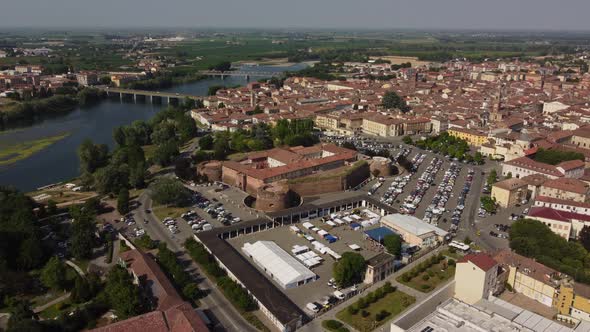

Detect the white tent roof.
[
  {"left": 381, "top": 213, "right": 448, "bottom": 238},
  {"left": 243, "top": 241, "right": 316, "bottom": 288}
]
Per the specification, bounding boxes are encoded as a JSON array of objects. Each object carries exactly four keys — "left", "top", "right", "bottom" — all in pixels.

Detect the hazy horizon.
[{"left": 3, "top": 0, "right": 590, "bottom": 32}]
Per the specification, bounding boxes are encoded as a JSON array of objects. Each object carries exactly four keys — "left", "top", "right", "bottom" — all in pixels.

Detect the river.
[{"left": 0, "top": 63, "right": 308, "bottom": 191}]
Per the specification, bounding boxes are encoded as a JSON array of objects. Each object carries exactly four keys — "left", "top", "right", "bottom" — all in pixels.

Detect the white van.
[
  {"left": 306, "top": 302, "right": 320, "bottom": 313},
  {"left": 333, "top": 290, "right": 345, "bottom": 300}
]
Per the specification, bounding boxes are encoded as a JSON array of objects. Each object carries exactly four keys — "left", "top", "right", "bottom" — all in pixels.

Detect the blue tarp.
[
  {"left": 364, "top": 227, "right": 394, "bottom": 243},
  {"left": 325, "top": 235, "right": 338, "bottom": 243},
  {"left": 350, "top": 222, "right": 361, "bottom": 230}
]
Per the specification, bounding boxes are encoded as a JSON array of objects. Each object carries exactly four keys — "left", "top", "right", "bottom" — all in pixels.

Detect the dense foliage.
[
  {"left": 149, "top": 178, "right": 192, "bottom": 207},
  {"left": 103, "top": 265, "right": 145, "bottom": 319},
  {"left": 532, "top": 148, "right": 584, "bottom": 165},
  {"left": 509, "top": 219, "right": 590, "bottom": 283},
  {"left": 413, "top": 132, "right": 482, "bottom": 163},
  {"left": 383, "top": 234, "right": 403, "bottom": 257},
  {"left": 0, "top": 95, "right": 78, "bottom": 129},
  {"left": 333, "top": 252, "right": 367, "bottom": 288},
  {"left": 382, "top": 91, "right": 410, "bottom": 112},
  {"left": 206, "top": 119, "right": 318, "bottom": 160}
]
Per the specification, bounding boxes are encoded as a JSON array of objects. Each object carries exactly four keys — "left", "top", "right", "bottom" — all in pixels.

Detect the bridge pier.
[{"left": 133, "top": 94, "right": 137, "bottom": 103}]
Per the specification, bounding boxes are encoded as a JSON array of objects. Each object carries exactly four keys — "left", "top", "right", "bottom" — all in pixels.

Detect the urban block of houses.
[
  {"left": 90, "top": 249, "right": 209, "bottom": 332},
  {"left": 527, "top": 206, "right": 590, "bottom": 240},
  {"left": 491, "top": 178, "right": 528, "bottom": 208},
  {"left": 502, "top": 157, "right": 585, "bottom": 180}
]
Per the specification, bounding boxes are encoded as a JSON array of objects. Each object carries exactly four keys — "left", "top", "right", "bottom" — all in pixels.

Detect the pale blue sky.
[{"left": 1, "top": 0, "right": 590, "bottom": 31}]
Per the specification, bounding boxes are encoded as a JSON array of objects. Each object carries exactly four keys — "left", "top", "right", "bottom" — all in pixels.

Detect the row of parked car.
[
  {"left": 380, "top": 174, "right": 412, "bottom": 205},
  {"left": 423, "top": 162, "right": 461, "bottom": 225},
  {"left": 181, "top": 210, "right": 212, "bottom": 232},
  {"left": 162, "top": 217, "right": 180, "bottom": 234},
  {"left": 400, "top": 156, "right": 441, "bottom": 215},
  {"left": 193, "top": 191, "right": 242, "bottom": 227},
  {"left": 306, "top": 282, "right": 357, "bottom": 314},
  {"left": 449, "top": 168, "right": 475, "bottom": 234}
]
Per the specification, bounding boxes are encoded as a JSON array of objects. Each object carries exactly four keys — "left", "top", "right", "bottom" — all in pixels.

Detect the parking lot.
[
  {"left": 227, "top": 207, "right": 388, "bottom": 313},
  {"left": 323, "top": 133, "right": 514, "bottom": 251}
]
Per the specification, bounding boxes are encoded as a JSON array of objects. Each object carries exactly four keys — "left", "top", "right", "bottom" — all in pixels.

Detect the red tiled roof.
[
  {"left": 528, "top": 206, "right": 590, "bottom": 223},
  {"left": 535, "top": 195, "right": 590, "bottom": 209},
  {"left": 504, "top": 157, "right": 563, "bottom": 177},
  {"left": 458, "top": 253, "right": 497, "bottom": 272},
  {"left": 542, "top": 178, "right": 589, "bottom": 195}
]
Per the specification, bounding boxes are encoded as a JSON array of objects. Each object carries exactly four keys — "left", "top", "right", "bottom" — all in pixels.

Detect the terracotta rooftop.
[
  {"left": 504, "top": 157, "right": 563, "bottom": 177},
  {"left": 458, "top": 253, "right": 498, "bottom": 272},
  {"left": 542, "top": 178, "right": 589, "bottom": 195},
  {"left": 493, "top": 178, "right": 528, "bottom": 191},
  {"left": 536, "top": 195, "right": 590, "bottom": 209},
  {"left": 493, "top": 249, "right": 561, "bottom": 286},
  {"left": 528, "top": 206, "right": 590, "bottom": 223}
]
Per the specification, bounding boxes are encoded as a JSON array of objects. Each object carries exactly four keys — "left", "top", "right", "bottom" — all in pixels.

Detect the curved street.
[{"left": 131, "top": 192, "right": 258, "bottom": 332}]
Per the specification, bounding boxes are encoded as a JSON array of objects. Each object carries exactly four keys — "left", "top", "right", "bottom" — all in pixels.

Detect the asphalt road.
[{"left": 133, "top": 192, "right": 257, "bottom": 332}]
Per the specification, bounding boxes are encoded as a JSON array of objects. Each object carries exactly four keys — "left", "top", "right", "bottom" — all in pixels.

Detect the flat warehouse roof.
[
  {"left": 195, "top": 221, "right": 305, "bottom": 326},
  {"left": 242, "top": 241, "right": 316, "bottom": 288}
]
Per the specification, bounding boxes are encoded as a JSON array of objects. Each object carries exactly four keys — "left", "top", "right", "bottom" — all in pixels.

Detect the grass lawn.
[
  {"left": 152, "top": 203, "right": 187, "bottom": 220},
  {"left": 0, "top": 133, "right": 70, "bottom": 166},
  {"left": 336, "top": 290, "right": 415, "bottom": 332},
  {"left": 39, "top": 299, "right": 74, "bottom": 320},
  {"left": 31, "top": 290, "right": 68, "bottom": 309},
  {"left": 397, "top": 261, "right": 455, "bottom": 293},
  {"left": 441, "top": 249, "right": 464, "bottom": 260}
]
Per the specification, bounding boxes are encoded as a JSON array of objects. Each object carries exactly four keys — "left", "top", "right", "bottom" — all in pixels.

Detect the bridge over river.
[{"left": 100, "top": 87, "right": 201, "bottom": 104}]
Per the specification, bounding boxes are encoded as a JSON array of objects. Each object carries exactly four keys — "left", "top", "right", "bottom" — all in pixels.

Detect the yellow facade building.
[
  {"left": 556, "top": 283, "right": 590, "bottom": 324},
  {"left": 494, "top": 249, "right": 560, "bottom": 308},
  {"left": 448, "top": 127, "right": 489, "bottom": 147},
  {"left": 491, "top": 178, "right": 528, "bottom": 208}
]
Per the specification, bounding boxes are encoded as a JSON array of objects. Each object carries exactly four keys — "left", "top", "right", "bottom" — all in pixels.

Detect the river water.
[{"left": 0, "top": 63, "right": 307, "bottom": 191}]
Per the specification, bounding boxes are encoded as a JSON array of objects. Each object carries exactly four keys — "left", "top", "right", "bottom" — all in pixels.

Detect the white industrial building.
[
  {"left": 380, "top": 214, "right": 448, "bottom": 247},
  {"left": 393, "top": 297, "right": 590, "bottom": 332},
  {"left": 242, "top": 241, "right": 317, "bottom": 289}
]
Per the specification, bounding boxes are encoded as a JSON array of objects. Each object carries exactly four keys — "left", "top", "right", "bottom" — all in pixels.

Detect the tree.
[
  {"left": 579, "top": 226, "right": 590, "bottom": 252},
  {"left": 71, "top": 275, "right": 92, "bottom": 303},
  {"left": 382, "top": 91, "right": 409, "bottom": 112},
  {"left": 208, "top": 85, "right": 226, "bottom": 96},
  {"left": 149, "top": 178, "right": 192, "bottom": 207},
  {"left": 104, "top": 265, "right": 143, "bottom": 319},
  {"left": 77, "top": 139, "right": 109, "bottom": 174},
  {"left": 480, "top": 196, "right": 497, "bottom": 213},
  {"left": 175, "top": 158, "right": 194, "bottom": 181},
  {"left": 6, "top": 298, "right": 39, "bottom": 332},
  {"left": 487, "top": 169, "right": 498, "bottom": 186},
  {"left": 333, "top": 252, "right": 367, "bottom": 288},
  {"left": 383, "top": 234, "right": 403, "bottom": 257},
  {"left": 152, "top": 141, "right": 180, "bottom": 166},
  {"left": 40, "top": 256, "right": 67, "bottom": 290},
  {"left": 94, "top": 164, "right": 130, "bottom": 195},
  {"left": 17, "top": 236, "right": 45, "bottom": 270},
  {"left": 208, "top": 61, "right": 232, "bottom": 72},
  {"left": 69, "top": 208, "right": 96, "bottom": 260},
  {"left": 183, "top": 283, "right": 204, "bottom": 301},
  {"left": 474, "top": 152, "right": 484, "bottom": 165},
  {"left": 199, "top": 135, "right": 214, "bottom": 150},
  {"left": 117, "top": 188, "right": 130, "bottom": 215},
  {"left": 402, "top": 136, "right": 413, "bottom": 145}
]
